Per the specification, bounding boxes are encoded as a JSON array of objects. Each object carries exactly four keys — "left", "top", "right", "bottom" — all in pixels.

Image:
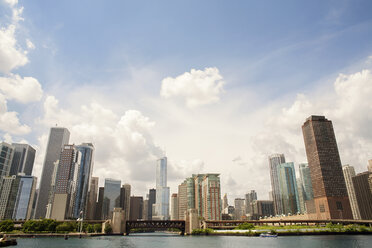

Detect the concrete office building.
[
  {"left": 352, "top": 171, "right": 372, "bottom": 220},
  {"left": 102, "top": 178, "right": 121, "bottom": 220},
  {"left": 269, "top": 154, "right": 286, "bottom": 215},
  {"left": 153, "top": 157, "right": 170, "bottom": 220},
  {"left": 302, "top": 116, "right": 352, "bottom": 219},
  {"left": 50, "top": 145, "right": 81, "bottom": 220},
  {"left": 245, "top": 190, "right": 257, "bottom": 216},
  {"left": 342, "top": 165, "right": 361, "bottom": 219},
  {"left": 119, "top": 184, "right": 131, "bottom": 221},
  {"left": 0, "top": 142, "right": 14, "bottom": 189},
  {"left": 171, "top": 193, "right": 179, "bottom": 220},
  {"left": 73, "top": 143, "right": 94, "bottom": 219},
  {"left": 35, "top": 127, "right": 70, "bottom": 218},
  {"left": 177, "top": 181, "right": 187, "bottom": 220},
  {"left": 0, "top": 175, "right": 20, "bottom": 220},
  {"left": 234, "top": 198, "right": 245, "bottom": 220},
  {"left": 13, "top": 175, "right": 37, "bottom": 220},
  {"left": 129, "top": 196, "right": 143, "bottom": 220},
  {"left": 86, "top": 177, "right": 99, "bottom": 220},
  {"left": 10, "top": 143, "right": 35, "bottom": 176}
]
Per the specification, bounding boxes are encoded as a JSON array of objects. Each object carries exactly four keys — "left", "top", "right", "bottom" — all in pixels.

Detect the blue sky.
[{"left": 1, "top": 0, "right": 372, "bottom": 198}]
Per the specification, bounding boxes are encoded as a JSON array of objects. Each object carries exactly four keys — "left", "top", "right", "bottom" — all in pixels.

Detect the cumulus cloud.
[
  {"left": 0, "top": 24, "right": 28, "bottom": 73},
  {"left": 35, "top": 95, "right": 165, "bottom": 193},
  {"left": 0, "top": 93, "right": 31, "bottom": 135},
  {"left": 0, "top": 74, "right": 43, "bottom": 103},
  {"left": 160, "top": 67, "right": 224, "bottom": 108}
]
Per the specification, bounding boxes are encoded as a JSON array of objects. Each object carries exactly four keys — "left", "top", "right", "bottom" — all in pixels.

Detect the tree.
[
  {"left": 104, "top": 224, "right": 112, "bottom": 234},
  {"left": 94, "top": 223, "right": 102, "bottom": 233},
  {"left": 0, "top": 220, "right": 14, "bottom": 232}
]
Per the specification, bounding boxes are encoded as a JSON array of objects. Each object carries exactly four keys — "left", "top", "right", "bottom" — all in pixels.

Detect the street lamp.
[{"left": 77, "top": 211, "right": 83, "bottom": 236}]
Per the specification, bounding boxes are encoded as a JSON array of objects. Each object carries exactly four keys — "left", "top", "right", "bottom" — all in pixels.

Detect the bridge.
[
  {"left": 125, "top": 220, "right": 186, "bottom": 235},
  {"left": 203, "top": 219, "right": 372, "bottom": 229}
]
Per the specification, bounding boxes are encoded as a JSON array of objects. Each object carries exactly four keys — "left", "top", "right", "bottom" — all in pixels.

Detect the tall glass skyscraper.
[
  {"left": 268, "top": 154, "right": 286, "bottom": 215},
  {"left": 0, "top": 142, "right": 14, "bottom": 179},
  {"left": 73, "top": 143, "right": 94, "bottom": 219},
  {"left": 102, "top": 178, "right": 121, "bottom": 220},
  {"left": 153, "top": 157, "right": 170, "bottom": 220},
  {"left": 277, "top": 162, "right": 300, "bottom": 215},
  {"left": 35, "top": 127, "right": 70, "bottom": 218},
  {"left": 12, "top": 175, "right": 37, "bottom": 220}
]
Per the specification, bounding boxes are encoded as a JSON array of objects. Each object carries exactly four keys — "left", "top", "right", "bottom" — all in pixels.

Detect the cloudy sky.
[{"left": 1, "top": 0, "right": 372, "bottom": 202}]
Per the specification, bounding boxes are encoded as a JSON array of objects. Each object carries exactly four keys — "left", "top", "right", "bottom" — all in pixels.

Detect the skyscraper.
[
  {"left": 302, "top": 115, "right": 352, "bottom": 219},
  {"left": 35, "top": 127, "right": 70, "bottom": 218},
  {"left": 153, "top": 157, "right": 170, "bottom": 220},
  {"left": 342, "top": 165, "right": 361, "bottom": 219},
  {"left": 201, "top": 174, "right": 221, "bottom": 220},
  {"left": 352, "top": 171, "right": 372, "bottom": 220},
  {"left": 50, "top": 145, "right": 81, "bottom": 220},
  {"left": 129, "top": 196, "right": 143, "bottom": 220},
  {"left": 86, "top": 177, "right": 99, "bottom": 220},
  {"left": 9, "top": 143, "right": 36, "bottom": 176},
  {"left": 119, "top": 184, "right": 131, "bottom": 221},
  {"left": 147, "top": 188, "right": 156, "bottom": 220},
  {"left": 277, "top": 162, "right": 300, "bottom": 215},
  {"left": 12, "top": 175, "right": 37, "bottom": 220},
  {"left": 102, "top": 178, "right": 121, "bottom": 220},
  {"left": 171, "top": 193, "right": 179, "bottom": 220},
  {"left": 298, "top": 163, "right": 314, "bottom": 213},
  {"left": 0, "top": 175, "right": 19, "bottom": 220},
  {"left": 73, "top": 143, "right": 94, "bottom": 219},
  {"left": 0, "top": 142, "right": 14, "bottom": 183},
  {"left": 234, "top": 198, "right": 245, "bottom": 220},
  {"left": 268, "top": 154, "right": 286, "bottom": 215},
  {"left": 245, "top": 190, "right": 257, "bottom": 216},
  {"left": 177, "top": 181, "right": 187, "bottom": 220},
  {"left": 297, "top": 178, "right": 306, "bottom": 214},
  {"left": 95, "top": 187, "right": 104, "bottom": 220},
  {"left": 222, "top": 193, "right": 228, "bottom": 210}
]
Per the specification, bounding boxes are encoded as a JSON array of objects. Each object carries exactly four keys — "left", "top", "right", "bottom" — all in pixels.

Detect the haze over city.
[{"left": 1, "top": 0, "right": 372, "bottom": 203}]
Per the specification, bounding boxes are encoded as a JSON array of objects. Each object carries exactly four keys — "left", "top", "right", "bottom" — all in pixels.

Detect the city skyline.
[{"left": 1, "top": 0, "right": 372, "bottom": 200}]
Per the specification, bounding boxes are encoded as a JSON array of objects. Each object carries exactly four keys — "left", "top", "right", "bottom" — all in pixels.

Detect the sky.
[{"left": 1, "top": 0, "right": 372, "bottom": 202}]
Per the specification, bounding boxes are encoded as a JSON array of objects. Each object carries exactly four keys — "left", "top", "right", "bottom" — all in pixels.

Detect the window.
[
  {"left": 336, "top": 201, "right": 343, "bottom": 210},
  {"left": 319, "top": 204, "right": 325, "bottom": 213}
]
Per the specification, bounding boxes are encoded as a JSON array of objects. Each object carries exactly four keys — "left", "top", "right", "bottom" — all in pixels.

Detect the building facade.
[
  {"left": 153, "top": 157, "right": 170, "bottom": 220},
  {"left": 302, "top": 115, "right": 352, "bottom": 219},
  {"left": 9, "top": 143, "right": 35, "bottom": 176},
  {"left": 171, "top": 193, "right": 179, "bottom": 220},
  {"left": 148, "top": 188, "right": 156, "bottom": 220},
  {"left": 12, "top": 175, "right": 37, "bottom": 220},
  {"left": 277, "top": 162, "right": 300, "bottom": 215},
  {"left": 86, "top": 177, "right": 99, "bottom": 220},
  {"left": 50, "top": 145, "right": 81, "bottom": 220},
  {"left": 73, "top": 143, "right": 94, "bottom": 219},
  {"left": 102, "top": 178, "right": 121, "bottom": 220},
  {"left": 352, "top": 172, "right": 372, "bottom": 220},
  {"left": 0, "top": 175, "right": 19, "bottom": 220},
  {"left": 234, "top": 198, "right": 245, "bottom": 220},
  {"left": 245, "top": 190, "right": 257, "bottom": 217},
  {"left": 35, "top": 127, "right": 70, "bottom": 218},
  {"left": 342, "top": 165, "right": 361, "bottom": 219},
  {"left": 0, "top": 142, "right": 14, "bottom": 186},
  {"left": 129, "top": 196, "right": 143, "bottom": 220},
  {"left": 201, "top": 174, "right": 221, "bottom": 221},
  {"left": 268, "top": 154, "right": 286, "bottom": 215}
]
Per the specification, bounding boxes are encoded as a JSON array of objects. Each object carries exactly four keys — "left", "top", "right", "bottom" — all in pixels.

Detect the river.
[{"left": 15, "top": 233, "right": 372, "bottom": 248}]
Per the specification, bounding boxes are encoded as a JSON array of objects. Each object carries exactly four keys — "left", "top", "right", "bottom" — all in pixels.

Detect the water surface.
[{"left": 16, "top": 233, "right": 372, "bottom": 248}]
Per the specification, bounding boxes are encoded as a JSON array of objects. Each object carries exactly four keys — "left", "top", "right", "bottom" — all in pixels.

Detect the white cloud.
[
  {"left": 0, "top": 24, "right": 28, "bottom": 73},
  {"left": 0, "top": 93, "right": 31, "bottom": 135},
  {"left": 36, "top": 95, "right": 165, "bottom": 193},
  {"left": 3, "top": 0, "right": 18, "bottom": 7},
  {"left": 26, "top": 39, "right": 35, "bottom": 50},
  {"left": 160, "top": 67, "right": 225, "bottom": 108},
  {"left": 0, "top": 74, "right": 43, "bottom": 103}
]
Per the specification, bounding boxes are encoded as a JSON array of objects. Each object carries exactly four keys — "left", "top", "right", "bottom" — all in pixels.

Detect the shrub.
[
  {"left": 56, "top": 222, "right": 76, "bottom": 233},
  {"left": 236, "top": 223, "right": 255, "bottom": 230},
  {"left": 191, "top": 228, "right": 213, "bottom": 235},
  {"left": 86, "top": 224, "right": 94, "bottom": 233},
  {"left": 104, "top": 224, "right": 112, "bottom": 234},
  {"left": 94, "top": 223, "right": 102, "bottom": 233},
  {"left": 0, "top": 220, "right": 14, "bottom": 232}
]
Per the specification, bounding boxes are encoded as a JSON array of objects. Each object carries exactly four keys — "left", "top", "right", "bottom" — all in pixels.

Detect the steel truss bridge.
[
  {"left": 203, "top": 219, "right": 372, "bottom": 229},
  {"left": 125, "top": 220, "right": 185, "bottom": 235}
]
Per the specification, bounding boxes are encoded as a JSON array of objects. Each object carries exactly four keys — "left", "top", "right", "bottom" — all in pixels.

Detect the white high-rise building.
[
  {"left": 342, "top": 165, "right": 361, "bottom": 220},
  {"left": 153, "top": 157, "right": 170, "bottom": 220}
]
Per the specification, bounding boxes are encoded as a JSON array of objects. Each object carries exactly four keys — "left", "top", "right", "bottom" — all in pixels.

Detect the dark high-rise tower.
[
  {"left": 10, "top": 143, "right": 36, "bottom": 176},
  {"left": 35, "top": 127, "right": 70, "bottom": 218},
  {"left": 302, "top": 115, "right": 352, "bottom": 219}
]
